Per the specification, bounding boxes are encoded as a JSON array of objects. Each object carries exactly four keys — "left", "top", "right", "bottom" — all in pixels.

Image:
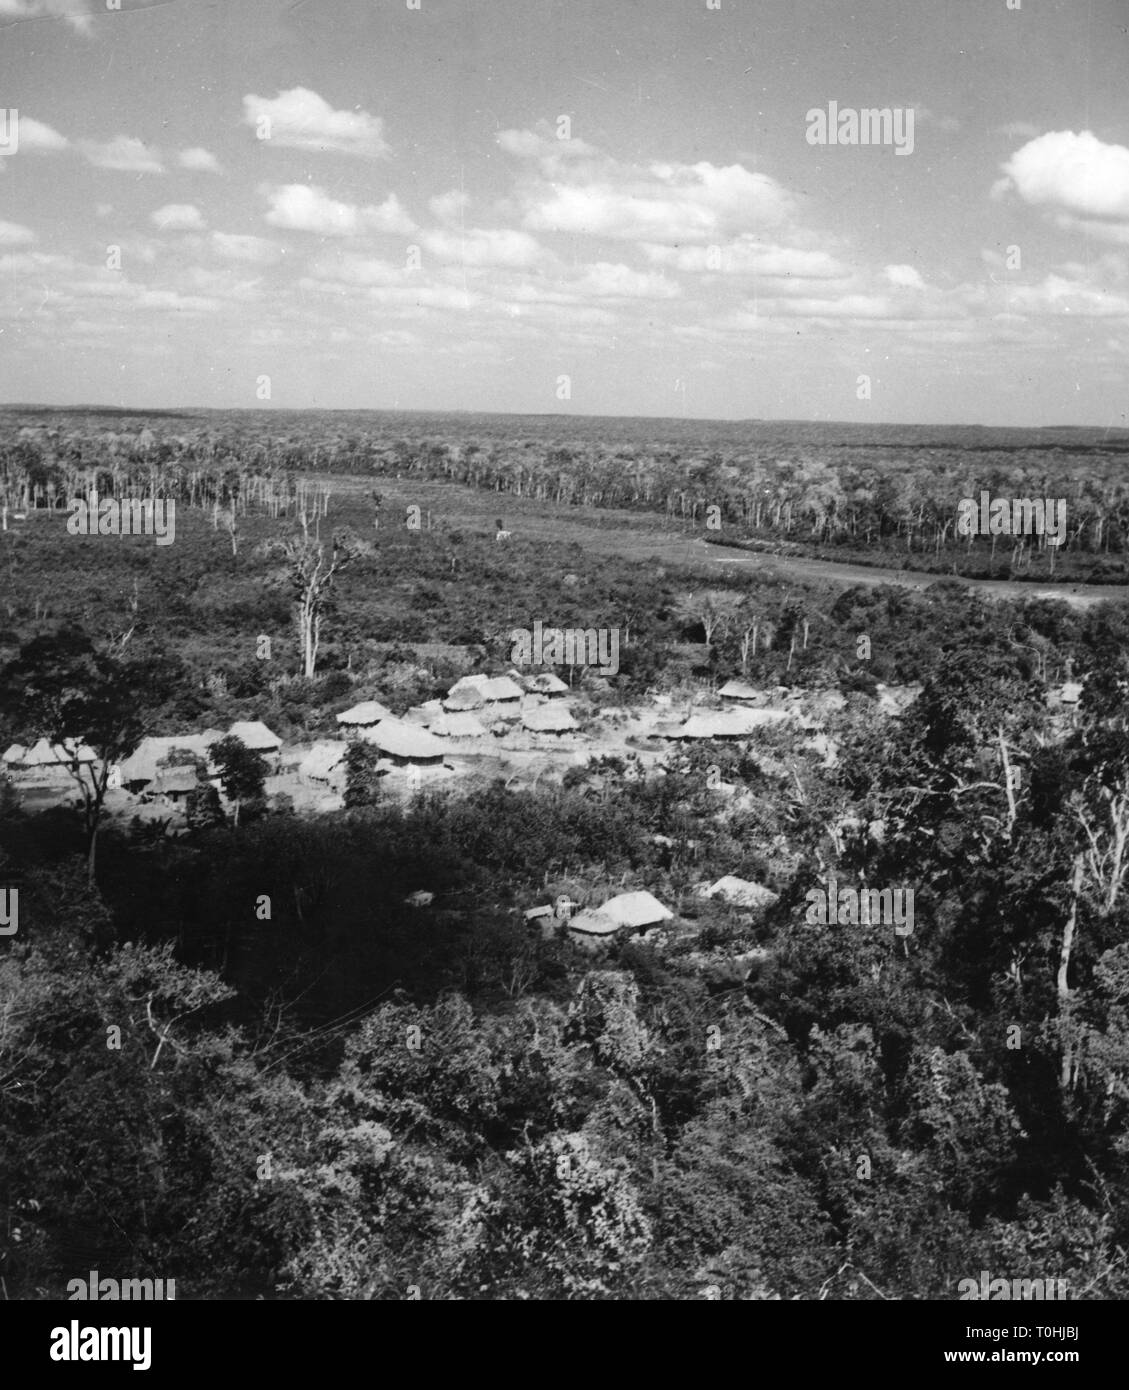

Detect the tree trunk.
[{"left": 1058, "top": 854, "right": 1084, "bottom": 1090}]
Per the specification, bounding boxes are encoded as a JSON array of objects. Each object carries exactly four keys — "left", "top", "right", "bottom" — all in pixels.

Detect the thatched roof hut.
[
  {"left": 149, "top": 767, "right": 200, "bottom": 799},
  {"left": 299, "top": 740, "right": 348, "bottom": 782},
  {"left": 522, "top": 703, "right": 579, "bottom": 734},
  {"left": 227, "top": 721, "right": 282, "bottom": 753},
  {"left": 525, "top": 672, "right": 570, "bottom": 696},
  {"left": 430, "top": 711, "right": 488, "bottom": 739},
  {"left": 5, "top": 738, "right": 97, "bottom": 773},
  {"left": 717, "top": 679, "right": 762, "bottom": 701},
  {"left": 443, "top": 686, "right": 486, "bottom": 712},
  {"left": 119, "top": 732, "right": 222, "bottom": 785},
  {"left": 598, "top": 890, "right": 674, "bottom": 929},
  {"left": 481, "top": 675, "right": 524, "bottom": 704},
  {"left": 665, "top": 706, "right": 794, "bottom": 740},
  {"left": 360, "top": 718, "right": 446, "bottom": 764},
  {"left": 336, "top": 700, "right": 391, "bottom": 728},
  {"left": 569, "top": 890, "right": 673, "bottom": 943}
]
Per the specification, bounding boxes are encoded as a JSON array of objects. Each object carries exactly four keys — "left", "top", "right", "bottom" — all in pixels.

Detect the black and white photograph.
[{"left": 0, "top": 0, "right": 1124, "bottom": 1345}]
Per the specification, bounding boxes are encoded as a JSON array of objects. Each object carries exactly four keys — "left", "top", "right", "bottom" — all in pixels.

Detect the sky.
[{"left": 0, "top": 0, "right": 1127, "bottom": 426}]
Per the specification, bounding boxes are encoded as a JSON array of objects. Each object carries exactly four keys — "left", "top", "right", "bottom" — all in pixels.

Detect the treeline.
[{"left": 5, "top": 418, "right": 1129, "bottom": 575}]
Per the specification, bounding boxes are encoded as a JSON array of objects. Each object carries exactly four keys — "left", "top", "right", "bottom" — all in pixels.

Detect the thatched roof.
[
  {"left": 1059, "top": 681, "right": 1083, "bottom": 705},
  {"left": 361, "top": 718, "right": 446, "bottom": 761},
  {"left": 443, "top": 687, "right": 485, "bottom": 711},
  {"left": 119, "top": 732, "right": 222, "bottom": 784},
  {"left": 526, "top": 672, "right": 569, "bottom": 695},
  {"left": 597, "top": 890, "right": 674, "bottom": 928},
  {"left": 481, "top": 676, "right": 524, "bottom": 703},
  {"left": 698, "top": 875, "right": 779, "bottom": 911},
  {"left": 299, "top": 740, "right": 348, "bottom": 781},
  {"left": 430, "top": 711, "right": 488, "bottom": 739},
  {"left": 228, "top": 720, "right": 282, "bottom": 752},
  {"left": 16, "top": 737, "right": 97, "bottom": 768},
  {"left": 665, "top": 707, "right": 792, "bottom": 739},
  {"left": 449, "top": 674, "right": 490, "bottom": 694},
  {"left": 2, "top": 744, "right": 26, "bottom": 766},
  {"left": 522, "top": 703, "right": 579, "bottom": 733},
  {"left": 717, "top": 679, "right": 762, "bottom": 701},
  {"left": 567, "top": 910, "right": 620, "bottom": 937},
  {"left": 336, "top": 700, "right": 391, "bottom": 727},
  {"left": 402, "top": 705, "right": 434, "bottom": 726},
  {"left": 151, "top": 768, "right": 199, "bottom": 796}
]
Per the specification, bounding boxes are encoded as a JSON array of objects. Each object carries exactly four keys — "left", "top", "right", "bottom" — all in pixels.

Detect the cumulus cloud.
[
  {"left": 499, "top": 127, "right": 793, "bottom": 243},
  {"left": 885, "top": 264, "right": 926, "bottom": 289},
  {"left": 178, "top": 147, "right": 222, "bottom": 173},
  {"left": 242, "top": 88, "right": 389, "bottom": 157},
  {"left": 151, "top": 203, "right": 205, "bottom": 231},
  {"left": 80, "top": 136, "right": 163, "bottom": 173},
  {"left": 995, "top": 130, "right": 1129, "bottom": 221},
  {"left": 568, "top": 261, "right": 680, "bottom": 299},
  {"left": 429, "top": 190, "right": 470, "bottom": 226},
  {"left": 263, "top": 184, "right": 414, "bottom": 237},
  {"left": 0, "top": 219, "right": 35, "bottom": 246},
  {"left": 0, "top": 115, "right": 69, "bottom": 156},
  {"left": 1003, "top": 272, "right": 1129, "bottom": 318},
  {"left": 420, "top": 227, "right": 545, "bottom": 269}
]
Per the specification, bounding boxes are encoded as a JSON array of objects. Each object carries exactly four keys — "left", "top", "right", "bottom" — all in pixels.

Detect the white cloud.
[
  {"left": 997, "top": 130, "right": 1129, "bottom": 221},
  {"left": 568, "top": 261, "right": 680, "bottom": 299},
  {"left": 885, "top": 264, "right": 925, "bottom": 289},
  {"left": 643, "top": 236, "right": 848, "bottom": 280},
  {"left": 242, "top": 88, "right": 389, "bottom": 157},
  {"left": 500, "top": 127, "right": 793, "bottom": 244},
  {"left": 0, "top": 219, "right": 35, "bottom": 246},
  {"left": 263, "top": 184, "right": 414, "bottom": 236},
  {"left": 1, "top": 115, "right": 69, "bottom": 153},
  {"left": 80, "top": 136, "right": 164, "bottom": 174},
  {"left": 1003, "top": 273, "right": 1129, "bottom": 318},
  {"left": 1050, "top": 214, "right": 1129, "bottom": 246},
  {"left": 306, "top": 253, "right": 404, "bottom": 287},
  {"left": 420, "top": 227, "right": 545, "bottom": 268},
  {"left": 429, "top": 190, "right": 470, "bottom": 226},
  {"left": 178, "top": 147, "right": 222, "bottom": 173},
  {"left": 151, "top": 203, "right": 205, "bottom": 231},
  {"left": 0, "top": 0, "right": 93, "bottom": 35}
]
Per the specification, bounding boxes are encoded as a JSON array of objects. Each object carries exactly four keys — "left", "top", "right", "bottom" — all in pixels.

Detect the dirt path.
[{"left": 336, "top": 474, "right": 1127, "bottom": 608}]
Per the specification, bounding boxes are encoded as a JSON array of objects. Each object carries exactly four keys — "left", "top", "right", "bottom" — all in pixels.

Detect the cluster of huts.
[
  {"left": 293, "top": 671, "right": 582, "bottom": 788},
  {"left": 0, "top": 673, "right": 947, "bottom": 813},
  {"left": 1, "top": 722, "right": 285, "bottom": 801}
]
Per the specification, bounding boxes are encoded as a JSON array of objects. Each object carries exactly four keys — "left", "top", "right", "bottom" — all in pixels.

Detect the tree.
[
  {"left": 261, "top": 529, "right": 369, "bottom": 679},
  {"left": 343, "top": 739, "right": 383, "bottom": 808},
  {"left": 674, "top": 589, "right": 743, "bottom": 648},
  {"left": 208, "top": 736, "right": 268, "bottom": 827},
  {"left": 0, "top": 627, "right": 179, "bottom": 881}
]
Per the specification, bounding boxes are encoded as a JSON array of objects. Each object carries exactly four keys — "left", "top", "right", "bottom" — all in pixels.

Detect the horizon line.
[{"left": 3, "top": 403, "right": 1128, "bottom": 434}]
